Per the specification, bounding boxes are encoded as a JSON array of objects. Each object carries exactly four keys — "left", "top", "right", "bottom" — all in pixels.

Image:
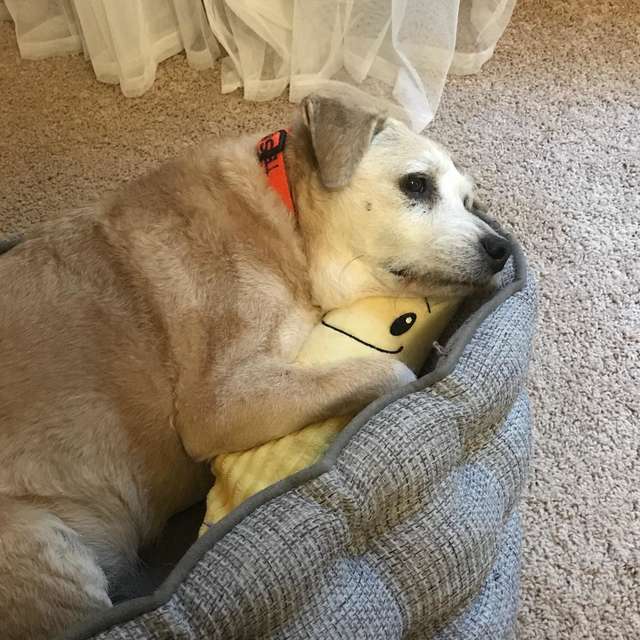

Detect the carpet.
[{"left": 0, "top": 0, "right": 638, "bottom": 637}]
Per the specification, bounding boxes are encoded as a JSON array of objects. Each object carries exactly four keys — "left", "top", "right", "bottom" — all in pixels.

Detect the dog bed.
[{"left": 64, "top": 239, "right": 536, "bottom": 640}]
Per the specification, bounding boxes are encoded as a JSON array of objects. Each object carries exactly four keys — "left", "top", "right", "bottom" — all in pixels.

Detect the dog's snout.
[{"left": 480, "top": 235, "right": 511, "bottom": 272}]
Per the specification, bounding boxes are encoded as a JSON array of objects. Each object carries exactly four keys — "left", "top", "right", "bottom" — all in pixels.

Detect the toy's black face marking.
[
  {"left": 390, "top": 313, "right": 417, "bottom": 336},
  {"left": 321, "top": 319, "right": 403, "bottom": 354}
]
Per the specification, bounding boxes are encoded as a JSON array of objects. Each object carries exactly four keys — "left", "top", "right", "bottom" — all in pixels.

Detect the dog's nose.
[{"left": 480, "top": 235, "right": 512, "bottom": 272}]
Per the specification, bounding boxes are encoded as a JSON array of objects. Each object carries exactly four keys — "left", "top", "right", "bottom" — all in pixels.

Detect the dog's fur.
[{"left": 0, "top": 96, "right": 509, "bottom": 639}]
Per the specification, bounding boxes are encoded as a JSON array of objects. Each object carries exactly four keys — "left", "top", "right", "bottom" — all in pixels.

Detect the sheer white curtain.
[
  {"left": 1, "top": 0, "right": 516, "bottom": 130},
  {"left": 2, "top": 0, "right": 219, "bottom": 96}
]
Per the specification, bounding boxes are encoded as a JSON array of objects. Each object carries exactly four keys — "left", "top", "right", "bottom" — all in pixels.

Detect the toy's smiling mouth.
[{"left": 320, "top": 319, "right": 403, "bottom": 354}]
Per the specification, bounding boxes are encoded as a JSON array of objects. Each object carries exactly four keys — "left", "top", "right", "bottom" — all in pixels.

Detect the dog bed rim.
[{"left": 63, "top": 234, "right": 529, "bottom": 640}]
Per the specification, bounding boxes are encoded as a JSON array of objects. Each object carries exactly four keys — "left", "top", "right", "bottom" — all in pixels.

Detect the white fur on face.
[{"left": 318, "top": 118, "right": 502, "bottom": 303}]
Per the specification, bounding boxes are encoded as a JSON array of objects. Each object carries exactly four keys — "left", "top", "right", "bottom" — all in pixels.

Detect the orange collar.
[{"left": 257, "top": 129, "right": 295, "bottom": 215}]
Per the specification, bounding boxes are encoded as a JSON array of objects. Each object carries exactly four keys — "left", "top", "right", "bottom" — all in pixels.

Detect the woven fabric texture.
[{"left": 79, "top": 261, "right": 536, "bottom": 640}]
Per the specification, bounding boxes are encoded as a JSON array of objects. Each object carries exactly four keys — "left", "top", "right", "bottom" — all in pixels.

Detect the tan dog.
[{"left": 0, "top": 96, "right": 511, "bottom": 639}]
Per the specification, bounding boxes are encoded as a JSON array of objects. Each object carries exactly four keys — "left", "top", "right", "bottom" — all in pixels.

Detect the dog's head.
[{"left": 296, "top": 95, "right": 512, "bottom": 307}]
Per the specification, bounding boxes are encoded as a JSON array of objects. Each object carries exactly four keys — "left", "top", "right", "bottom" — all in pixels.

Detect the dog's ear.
[{"left": 301, "top": 95, "right": 385, "bottom": 190}]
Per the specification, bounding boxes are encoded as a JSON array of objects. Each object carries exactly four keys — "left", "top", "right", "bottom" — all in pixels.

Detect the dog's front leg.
[{"left": 176, "top": 356, "right": 415, "bottom": 460}]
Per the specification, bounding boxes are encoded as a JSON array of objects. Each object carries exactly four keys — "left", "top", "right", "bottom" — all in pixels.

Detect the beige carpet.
[{"left": 1, "top": 0, "right": 638, "bottom": 637}]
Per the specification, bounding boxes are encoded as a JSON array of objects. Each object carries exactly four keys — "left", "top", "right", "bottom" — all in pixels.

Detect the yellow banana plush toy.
[{"left": 199, "top": 295, "right": 460, "bottom": 536}]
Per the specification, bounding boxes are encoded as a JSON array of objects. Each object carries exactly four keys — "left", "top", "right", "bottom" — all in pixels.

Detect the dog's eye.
[
  {"left": 399, "top": 173, "right": 437, "bottom": 203},
  {"left": 403, "top": 175, "right": 427, "bottom": 194},
  {"left": 390, "top": 313, "right": 417, "bottom": 336}
]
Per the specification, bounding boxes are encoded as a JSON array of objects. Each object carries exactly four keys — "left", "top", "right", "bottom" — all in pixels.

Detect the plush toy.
[{"left": 199, "top": 295, "right": 461, "bottom": 536}]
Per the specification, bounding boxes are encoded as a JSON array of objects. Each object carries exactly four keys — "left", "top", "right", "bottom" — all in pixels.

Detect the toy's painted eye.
[{"left": 390, "top": 313, "right": 417, "bottom": 336}]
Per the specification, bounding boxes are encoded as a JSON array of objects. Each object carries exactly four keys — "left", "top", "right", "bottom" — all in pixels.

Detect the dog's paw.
[
  {"left": 353, "top": 357, "right": 417, "bottom": 402},
  {"left": 390, "top": 360, "right": 417, "bottom": 388}
]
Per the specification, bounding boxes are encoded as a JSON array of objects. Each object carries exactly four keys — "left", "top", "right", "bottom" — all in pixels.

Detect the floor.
[{"left": 1, "top": 0, "right": 638, "bottom": 637}]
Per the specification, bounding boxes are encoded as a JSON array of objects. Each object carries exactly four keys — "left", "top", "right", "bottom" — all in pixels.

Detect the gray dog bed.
[{"left": 64, "top": 239, "right": 536, "bottom": 640}]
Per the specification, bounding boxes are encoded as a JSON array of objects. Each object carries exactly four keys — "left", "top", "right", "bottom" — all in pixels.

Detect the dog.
[{"left": 0, "top": 95, "right": 511, "bottom": 639}]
